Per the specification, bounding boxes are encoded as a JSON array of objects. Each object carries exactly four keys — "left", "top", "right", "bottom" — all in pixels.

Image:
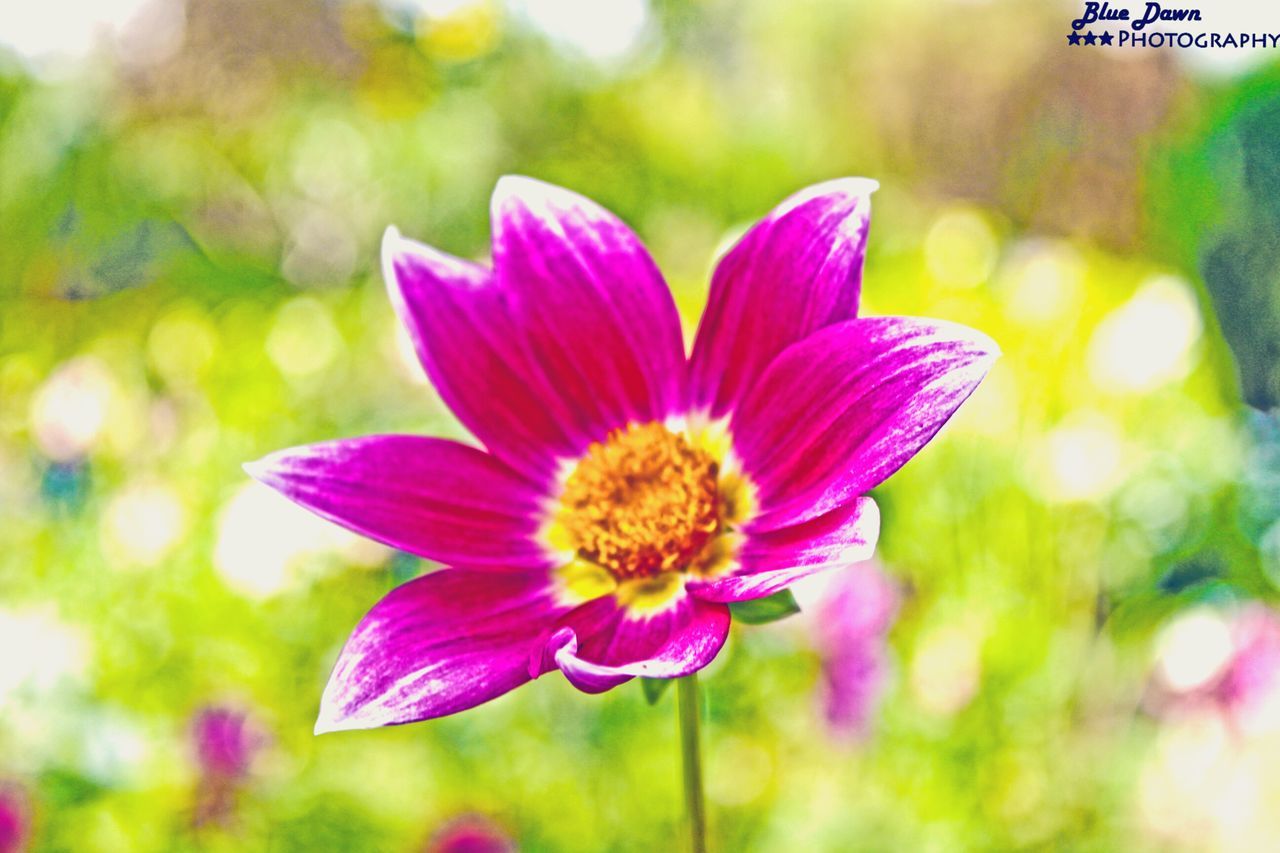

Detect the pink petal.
[
  {"left": 316, "top": 569, "right": 565, "bottom": 733},
  {"left": 246, "top": 436, "right": 555, "bottom": 570},
  {"left": 688, "top": 179, "right": 876, "bottom": 419},
  {"left": 688, "top": 498, "right": 880, "bottom": 603},
  {"left": 491, "top": 176, "right": 687, "bottom": 443},
  {"left": 532, "top": 589, "right": 730, "bottom": 693},
  {"left": 731, "top": 316, "right": 998, "bottom": 530},
  {"left": 383, "top": 230, "right": 581, "bottom": 481}
]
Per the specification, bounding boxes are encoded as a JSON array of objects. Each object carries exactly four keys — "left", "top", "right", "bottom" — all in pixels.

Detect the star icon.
[
  {"left": 1099, "top": 31, "right": 1114, "bottom": 45},
  {"left": 1084, "top": 30, "right": 1098, "bottom": 45},
  {"left": 1068, "top": 31, "right": 1083, "bottom": 45}
]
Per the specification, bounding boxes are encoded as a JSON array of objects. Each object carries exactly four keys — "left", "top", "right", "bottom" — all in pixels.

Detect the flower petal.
[
  {"left": 383, "top": 229, "right": 580, "bottom": 480},
  {"left": 491, "top": 176, "right": 687, "bottom": 442},
  {"left": 246, "top": 436, "right": 554, "bottom": 570},
  {"left": 532, "top": 585, "right": 730, "bottom": 693},
  {"left": 688, "top": 498, "right": 880, "bottom": 603},
  {"left": 688, "top": 178, "right": 877, "bottom": 420},
  {"left": 731, "top": 316, "right": 998, "bottom": 530},
  {"left": 316, "top": 569, "right": 564, "bottom": 733}
]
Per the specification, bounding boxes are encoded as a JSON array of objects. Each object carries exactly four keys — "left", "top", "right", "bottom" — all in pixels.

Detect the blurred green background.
[{"left": 4, "top": 0, "right": 1280, "bottom": 849}]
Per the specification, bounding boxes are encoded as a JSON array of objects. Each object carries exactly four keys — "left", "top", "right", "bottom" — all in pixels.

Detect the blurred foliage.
[{"left": 2, "top": 0, "right": 1280, "bottom": 850}]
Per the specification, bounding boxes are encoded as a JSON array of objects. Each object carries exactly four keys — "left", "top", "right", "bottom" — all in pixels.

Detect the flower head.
[
  {"left": 0, "top": 783, "right": 29, "bottom": 853},
  {"left": 1215, "top": 605, "right": 1280, "bottom": 718},
  {"left": 1152, "top": 604, "right": 1280, "bottom": 733},
  {"left": 247, "top": 176, "right": 997, "bottom": 732},
  {"left": 190, "top": 705, "right": 267, "bottom": 827},
  {"left": 191, "top": 705, "right": 264, "bottom": 779},
  {"left": 813, "top": 561, "right": 899, "bottom": 738},
  {"left": 426, "top": 814, "right": 515, "bottom": 853}
]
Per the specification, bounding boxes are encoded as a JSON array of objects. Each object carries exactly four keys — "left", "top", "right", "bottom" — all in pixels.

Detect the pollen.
[{"left": 556, "top": 422, "right": 721, "bottom": 580}]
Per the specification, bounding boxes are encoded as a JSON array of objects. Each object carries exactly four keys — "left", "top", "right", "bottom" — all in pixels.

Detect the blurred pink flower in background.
[
  {"left": 192, "top": 705, "right": 265, "bottom": 779},
  {"left": 190, "top": 705, "right": 267, "bottom": 826},
  {"left": 1215, "top": 605, "right": 1280, "bottom": 724},
  {"left": 1140, "top": 604, "right": 1280, "bottom": 844},
  {"left": 0, "top": 783, "right": 29, "bottom": 853},
  {"left": 426, "top": 813, "right": 516, "bottom": 853},
  {"left": 1150, "top": 603, "right": 1280, "bottom": 734},
  {"left": 813, "top": 561, "right": 899, "bottom": 738}
]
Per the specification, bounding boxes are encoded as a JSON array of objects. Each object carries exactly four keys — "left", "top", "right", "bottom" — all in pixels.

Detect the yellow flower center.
[{"left": 555, "top": 422, "right": 721, "bottom": 580}]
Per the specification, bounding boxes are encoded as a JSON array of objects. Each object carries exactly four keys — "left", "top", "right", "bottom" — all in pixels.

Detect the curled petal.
[
  {"left": 688, "top": 498, "right": 880, "bottom": 603},
  {"left": 731, "top": 316, "right": 998, "bottom": 530},
  {"left": 316, "top": 569, "right": 566, "bottom": 733},
  {"left": 246, "top": 436, "right": 555, "bottom": 570},
  {"left": 532, "top": 585, "right": 730, "bottom": 693},
  {"left": 688, "top": 178, "right": 876, "bottom": 419},
  {"left": 383, "top": 230, "right": 579, "bottom": 480},
  {"left": 492, "top": 176, "right": 688, "bottom": 443}
]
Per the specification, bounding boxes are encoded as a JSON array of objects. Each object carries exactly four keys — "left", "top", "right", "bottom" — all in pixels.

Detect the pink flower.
[
  {"left": 427, "top": 814, "right": 515, "bottom": 853},
  {"left": 1150, "top": 604, "right": 1280, "bottom": 735},
  {"left": 1216, "top": 605, "right": 1280, "bottom": 718},
  {"left": 191, "top": 706, "right": 264, "bottom": 779},
  {"left": 0, "top": 783, "right": 29, "bottom": 853},
  {"left": 814, "top": 562, "right": 898, "bottom": 737},
  {"left": 190, "top": 705, "right": 266, "bottom": 826},
  {"left": 248, "top": 177, "right": 997, "bottom": 732}
]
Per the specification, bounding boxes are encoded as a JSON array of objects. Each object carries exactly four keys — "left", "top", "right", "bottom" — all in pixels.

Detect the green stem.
[{"left": 676, "top": 674, "right": 708, "bottom": 853}]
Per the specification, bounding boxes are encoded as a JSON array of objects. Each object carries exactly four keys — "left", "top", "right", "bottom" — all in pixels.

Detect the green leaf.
[
  {"left": 729, "top": 589, "right": 801, "bottom": 625},
  {"left": 641, "top": 677, "right": 673, "bottom": 704}
]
